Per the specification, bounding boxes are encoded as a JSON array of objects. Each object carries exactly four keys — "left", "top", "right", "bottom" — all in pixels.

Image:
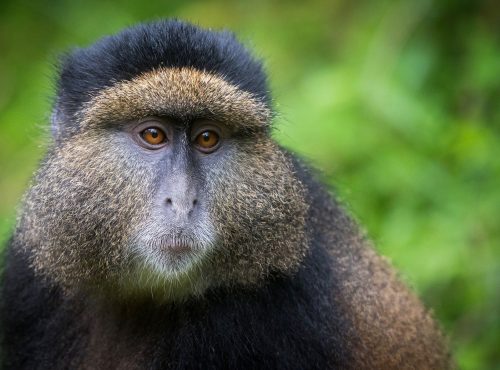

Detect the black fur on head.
[{"left": 53, "top": 19, "right": 270, "bottom": 136}]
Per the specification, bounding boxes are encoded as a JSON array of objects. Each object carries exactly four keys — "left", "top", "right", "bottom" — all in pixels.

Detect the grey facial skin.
[{"left": 124, "top": 118, "right": 221, "bottom": 295}]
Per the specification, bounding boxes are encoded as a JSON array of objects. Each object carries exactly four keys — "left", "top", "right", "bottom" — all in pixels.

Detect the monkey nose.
[{"left": 164, "top": 196, "right": 198, "bottom": 218}]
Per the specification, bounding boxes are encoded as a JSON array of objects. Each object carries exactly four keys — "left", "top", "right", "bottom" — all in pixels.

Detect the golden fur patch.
[
  {"left": 79, "top": 67, "right": 272, "bottom": 128},
  {"left": 329, "top": 237, "right": 453, "bottom": 369}
]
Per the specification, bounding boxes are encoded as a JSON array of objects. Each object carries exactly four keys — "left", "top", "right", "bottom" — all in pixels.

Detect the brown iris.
[
  {"left": 195, "top": 130, "right": 220, "bottom": 151},
  {"left": 141, "top": 127, "right": 166, "bottom": 145}
]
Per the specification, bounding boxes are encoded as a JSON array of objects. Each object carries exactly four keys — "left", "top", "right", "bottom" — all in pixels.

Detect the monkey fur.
[{"left": 0, "top": 20, "right": 452, "bottom": 369}]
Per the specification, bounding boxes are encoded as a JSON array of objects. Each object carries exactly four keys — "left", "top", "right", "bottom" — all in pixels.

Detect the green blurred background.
[{"left": 0, "top": 0, "right": 499, "bottom": 368}]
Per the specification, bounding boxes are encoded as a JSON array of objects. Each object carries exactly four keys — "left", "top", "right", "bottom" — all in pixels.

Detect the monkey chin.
[{"left": 120, "top": 234, "right": 214, "bottom": 302}]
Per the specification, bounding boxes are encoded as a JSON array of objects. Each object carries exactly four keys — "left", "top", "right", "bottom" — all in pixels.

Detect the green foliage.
[{"left": 0, "top": 0, "right": 498, "bottom": 368}]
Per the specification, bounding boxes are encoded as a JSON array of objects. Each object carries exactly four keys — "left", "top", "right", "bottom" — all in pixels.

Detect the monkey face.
[
  {"left": 122, "top": 117, "right": 228, "bottom": 291},
  {"left": 19, "top": 68, "right": 308, "bottom": 300}
]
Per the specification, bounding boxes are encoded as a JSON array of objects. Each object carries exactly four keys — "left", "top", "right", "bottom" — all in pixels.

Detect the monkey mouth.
[
  {"left": 158, "top": 240, "right": 193, "bottom": 256},
  {"left": 151, "top": 235, "right": 198, "bottom": 255},
  {"left": 140, "top": 234, "right": 205, "bottom": 269},
  {"left": 130, "top": 226, "right": 215, "bottom": 277}
]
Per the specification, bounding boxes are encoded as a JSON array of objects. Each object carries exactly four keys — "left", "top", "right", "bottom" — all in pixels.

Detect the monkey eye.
[
  {"left": 194, "top": 130, "right": 220, "bottom": 153},
  {"left": 140, "top": 127, "right": 167, "bottom": 147}
]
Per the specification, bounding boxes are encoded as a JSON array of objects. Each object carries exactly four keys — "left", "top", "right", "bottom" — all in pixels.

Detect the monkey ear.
[{"left": 50, "top": 102, "right": 64, "bottom": 140}]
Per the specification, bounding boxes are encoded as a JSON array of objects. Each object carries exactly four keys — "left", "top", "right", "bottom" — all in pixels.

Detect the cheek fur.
[
  {"left": 206, "top": 139, "right": 309, "bottom": 286},
  {"left": 19, "top": 132, "right": 307, "bottom": 293},
  {"left": 19, "top": 133, "right": 154, "bottom": 289}
]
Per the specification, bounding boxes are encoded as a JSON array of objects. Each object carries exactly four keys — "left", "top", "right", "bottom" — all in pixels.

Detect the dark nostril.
[
  {"left": 192, "top": 199, "right": 198, "bottom": 207},
  {"left": 166, "top": 198, "right": 172, "bottom": 205}
]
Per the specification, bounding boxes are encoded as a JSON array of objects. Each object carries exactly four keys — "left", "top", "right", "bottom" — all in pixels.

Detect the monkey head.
[{"left": 17, "top": 21, "right": 308, "bottom": 300}]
